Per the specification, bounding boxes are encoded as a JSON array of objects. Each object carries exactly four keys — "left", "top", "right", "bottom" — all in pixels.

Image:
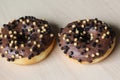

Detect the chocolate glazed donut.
[
  {"left": 0, "top": 16, "right": 55, "bottom": 65},
  {"left": 58, "top": 18, "right": 116, "bottom": 64}
]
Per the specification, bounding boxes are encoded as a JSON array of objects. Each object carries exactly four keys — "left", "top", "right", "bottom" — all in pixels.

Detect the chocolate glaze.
[
  {"left": 58, "top": 18, "right": 115, "bottom": 63},
  {"left": 0, "top": 16, "right": 54, "bottom": 62}
]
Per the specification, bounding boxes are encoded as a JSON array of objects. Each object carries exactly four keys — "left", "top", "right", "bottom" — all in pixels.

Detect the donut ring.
[
  {"left": 58, "top": 18, "right": 116, "bottom": 64},
  {"left": 0, "top": 16, "right": 55, "bottom": 65}
]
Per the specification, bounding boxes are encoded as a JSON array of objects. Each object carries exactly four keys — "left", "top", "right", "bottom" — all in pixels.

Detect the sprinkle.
[
  {"left": 10, "top": 35, "right": 13, "bottom": 38},
  {"left": 94, "top": 26, "right": 97, "bottom": 30},
  {"left": 14, "top": 40, "right": 17, "bottom": 44},
  {"left": 4, "top": 35, "right": 7, "bottom": 38},
  {"left": 74, "top": 38, "right": 78, "bottom": 42},
  {"left": 86, "top": 19, "right": 89, "bottom": 22},
  {"left": 83, "top": 31, "right": 86, "bottom": 34},
  {"left": 22, "top": 21, "right": 25, "bottom": 24},
  {"left": 101, "top": 33, "right": 106, "bottom": 39},
  {"left": 10, "top": 40, "right": 14, "bottom": 44},
  {"left": 39, "top": 34, "right": 43, "bottom": 38},
  {"left": 96, "top": 52, "right": 100, "bottom": 56},
  {"left": 66, "top": 38, "right": 70, "bottom": 42},
  {"left": 90, "top": 33, "right": 93, "bottom": 40},
  {"left": 5, "top": 51, "right": 8, "bottom": 54},
  {"left": 95, "top": 39, "right": 99, "bottom": 43},
  {"left": 37, "top": 29, "right": 40, "bottom": 33},
  {"left": 94, "top": 20, "right": 97, "bottom": 23},
  {"left": 75, "top": 29, "right": 79, "bottom": 34},
  {"left": 86, "top": 48, "right": 89, "bottom": 51},
  {"left": 50, "top": 34, "right": 54, "bottom": 37},
  {"left": 19, "top": 19, "right": 22, "bottom": 22},
  {"left": 0, "top": 46, "right": 3, "bottom": 49},
  {"left": 104, "top": 26, "right": 108, "bottom": 30},
  {"left": 106, "top": 31, "right": 110, "bottom": 35},
  {"left": 81, "top": 24, "right": 84, "bottom": 28},
  {"left": 13, "top": 31, "right": 17, "bottom": 34},
  {"left": 33, "top": 22, "right": 36, "bottom": 26},
  {"left": 15, "top": 46, "right": 18, "bottom": 49},
  {"left": 9, "top": 31, "right": 12, "bottom": 34},
  {"left": 30, "top": 48, "right": 32, "bottom": 52},
  {"left": 19, "top": 32, "right": 22, "bottom": 35},
  {"left": 26, "top": 19, "right": 29, "bottom": 23},
  {"left": 44, "top": 24, "right": 48, "bottom": 27},
  {"left": 58, "top": 33, "right": 61, "bottom": 37},
  {"left": 72, "top": 24, "right": 76, "bottom": 28},
  {"left": 21, "top": 44, "right": 24, "bottom": 48},
  {"left": 37, "top": 44, "right": 40, "bottom": 48},
  {"left": 74, "top": 42, "right": 77, "bottom": 46},
  {"left": 13, "top": 36, "right": 17, "bottom": 39},
  {"left": 68, "top": 30, "right": 72, "bottom": 33},
  {"left": 9, "top": 43, "right": 12, "bottom": 47},
  {"left": 11, "top": 55, "right": 15, "bottom": 58},
  {"left": 82, "top": 20, "right": 86, "bottom": 24},
  {"left": 91, "top": 54, "right": 95, "bottom": 57},
  {"left": 63, "top": 37, "right": 65, "bottom": 40},
  {"left": 0, "top": 34, "right": 3, "bottom": 38},
  {"left": 33, "top": 41, "right": 37, "bottom": 45}
]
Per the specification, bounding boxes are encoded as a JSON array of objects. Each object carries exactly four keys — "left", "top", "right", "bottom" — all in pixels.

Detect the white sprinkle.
[
  {"left": 19, "top": 32, "right": 22, "bottom": 35},
  {"left": 44, "top": 24, "right": 48, "bottom": 27},
  {"left": 30, "top": 48, "right": 32, "bottom": 52},
  {"left": 0, "top": 34, "right": 3, "bottom": 38},
  {"left": 76, "top": 29, "right": 79, "bottom": 34},
  {"left": 104, "top": 26, "right": 108, "bottom": 30},
  {"left": 5, "top": 51, "right": 8, "bottom": 54},
  {"left": 37, "top": 44, "right": 40, "bottom": 48},
  {"left": 4, "top": 35, "right": 7, "bottom": 38},
  {"left": 37, "top": 29, "right": 40, "bottom": 33},
  {"left": 96, "top": 52, "right": 100, "bottom": 56},
  {"left": 21, "top": 44, "right": 24, "bottom": 48},
  {"left": 95, "top": 39, "right": 99, "bottom": 43},
  {"left": 10, "top": 35, "right": 13, "bottom": 38},
  {"left": 58, "top": 33, "right": 61, "bottom": 37},
  {"left": 0, "top": 46, "right": 3, "bottom": 49},
  {"left": 82, "top": 20, "right": 86, "bottom": 24},
  {"left": 72, "top": 24, "right": 76, "bottom": 28},
  {"left": 74, "top": 38, "right": 78, "bottom": 42},
  {"left": 26, "top": 19, "right": 29, "bottom": 23},
  {"left": 81, "top": 24, "right": 84, "bottom": 28},
  {"left": 39, "top": 34, "right": 43, "bottom": 38},
  {"left": 106, "top": 31, "right": 110, "bottom": 35},
  {"left": 74, "top": 42, "right": 77, "bottom": 46},
  {"left": 33, "top": 22, "right": 36, "bottom": 26},
  {"left": 91, "top": 54, "right": 95, "bottom": 57},
  {"left": 15, "top": 46, "right": 18, "bottom": 49},
  {"left": 19, "top": 19, "right": 22, "bottom": 22},
  {"left": 86, "top": 48, "right": 89, "bottom": 51},
  {"left": 22, "top": 21, "right": 25, "bottom": 24},
  {"left": 66, "top": 38, "right": 69, "bottom": 42},
  {"left": 83, "top": 31, "right": 86, "bottom": 34},
  {"left": 50, "top": 34, "right": 54, "bottom": 37},
  {"left": 33, "top": 41, "right": 37, "bottom": 45},
  {"left": 68, "top": 30, "right": 72, "bottom": 33},
  {"left": 13, "top": 31, "right": 17, "bottom": 34},
  {"left": 9, "top": 31, "right": 12, "bottom": 34}
]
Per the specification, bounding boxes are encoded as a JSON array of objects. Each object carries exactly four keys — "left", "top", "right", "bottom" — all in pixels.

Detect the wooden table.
[{"left": 0, "top": 0, "right": 120, "bottom": 80}]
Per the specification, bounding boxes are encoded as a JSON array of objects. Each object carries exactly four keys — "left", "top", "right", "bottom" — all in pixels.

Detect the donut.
[
  {"left": 58, "top": 18, "right": 116, "bottom": 64},
  {"left": 0, "top": 16, "right": 55, "bottom": 65}
]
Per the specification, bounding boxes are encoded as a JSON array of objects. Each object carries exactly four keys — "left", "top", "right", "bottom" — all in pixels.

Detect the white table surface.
[{"left": 0, "top": 0, "right": 120, "bottom": 80}]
